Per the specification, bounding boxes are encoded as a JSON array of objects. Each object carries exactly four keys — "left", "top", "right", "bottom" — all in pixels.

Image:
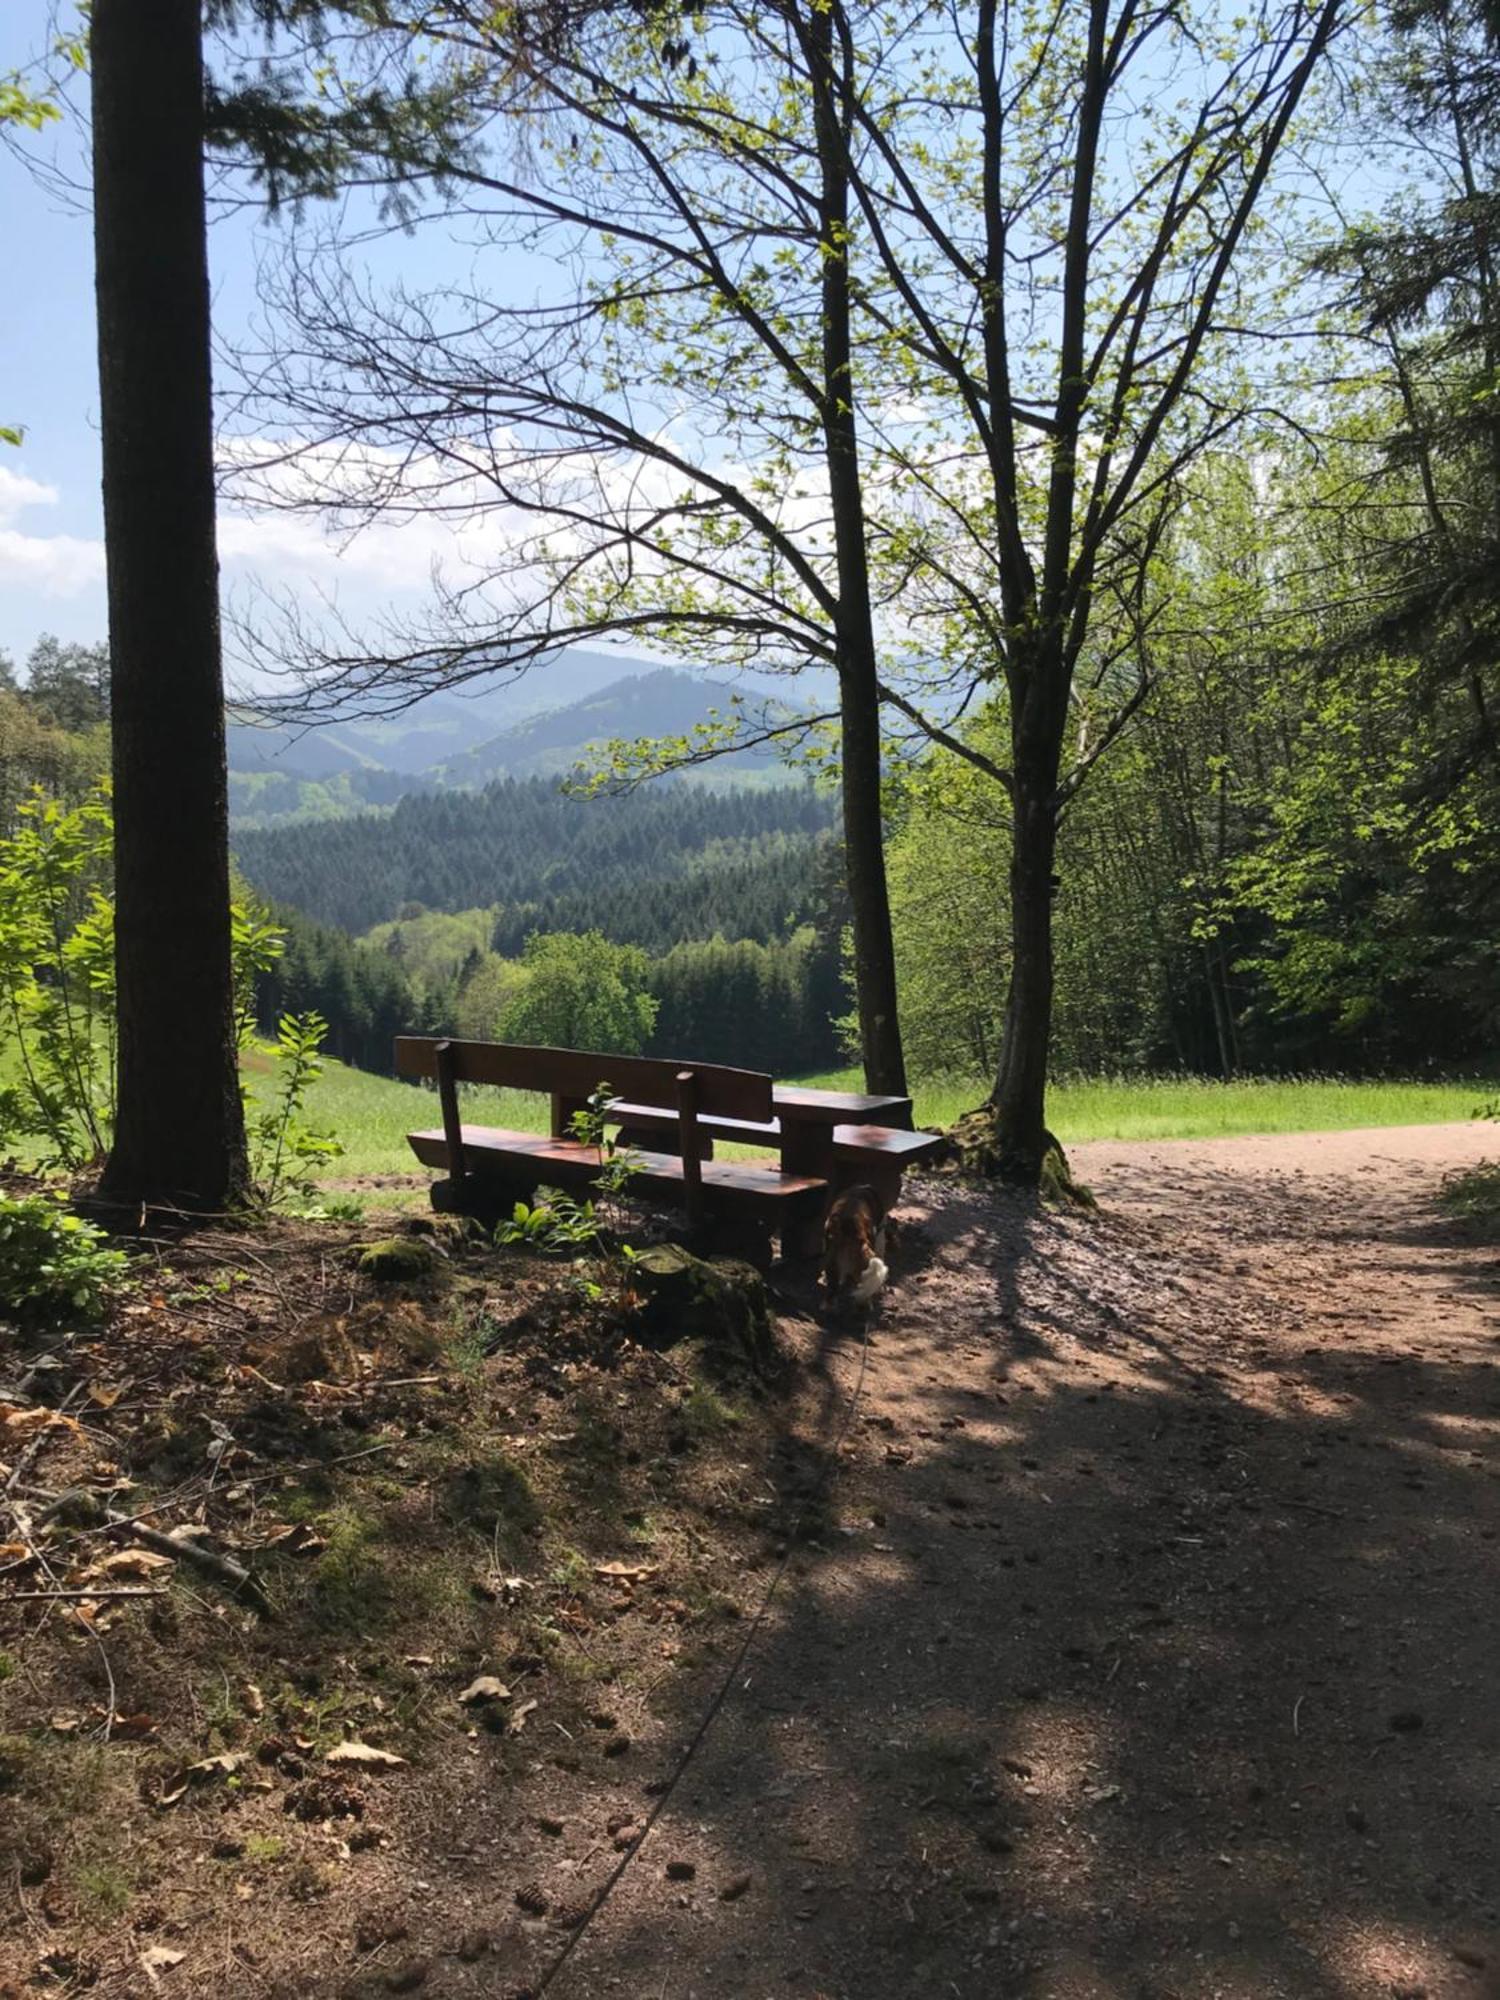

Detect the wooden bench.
[
  {"left": 394, "top": 1037, "right": 830, "bottom": 1256},
  {"left": 395, "top": 1037, "right": 946, "bottom": 1258}
]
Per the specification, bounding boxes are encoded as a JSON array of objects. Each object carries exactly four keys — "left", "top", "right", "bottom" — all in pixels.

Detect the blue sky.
[
  {"left": 2, "top": 3, "right": 1397, "bottom": 694},
  {"left": 0, "top": 4, "right": 553, "bottom": 685},
  {"left": 2, "top": 8, "right": 111, "bottom": 663}
]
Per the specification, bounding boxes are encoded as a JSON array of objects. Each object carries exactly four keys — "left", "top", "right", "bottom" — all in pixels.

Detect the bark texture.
[
  {"left": 805, "top": 0, "right": 906, "bottom": 1098},
  {"left": 93, "top": 0, "right": 249, "bottom": 1211}
]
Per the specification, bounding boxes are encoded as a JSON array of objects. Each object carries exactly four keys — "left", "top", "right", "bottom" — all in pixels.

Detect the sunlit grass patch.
[
  {"left": 1439, "top": 1158, "right": 1500, "bottom": 1236},
  {"left": 796, "top": 1067, "right": 1499, "bottom": 1143}
]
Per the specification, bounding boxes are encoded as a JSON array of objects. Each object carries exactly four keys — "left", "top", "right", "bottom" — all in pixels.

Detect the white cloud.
[
  {"left": 0, "top": 465, "right": 61, "bottom": 526},
  {"left": 0, "top": 526, "right": 106, "bottom": 597},
  {"left": 0, "top": 466, "right": 106, "bottom": 598},
  {"left": 215, "top": 433, "right": 525, "bottom": 600}
]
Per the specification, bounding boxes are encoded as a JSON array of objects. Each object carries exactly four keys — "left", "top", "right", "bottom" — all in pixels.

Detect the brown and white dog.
[{"left": 822, "top": 1182, "right": 890, "bottom": 1307}]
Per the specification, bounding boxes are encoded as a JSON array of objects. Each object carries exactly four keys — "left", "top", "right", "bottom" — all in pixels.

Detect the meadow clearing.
[{"left": 270, "top": 1056, "right": 1498, "bottom": 1183}]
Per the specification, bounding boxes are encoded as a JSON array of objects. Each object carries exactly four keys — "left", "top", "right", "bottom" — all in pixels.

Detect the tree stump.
[
  {"left": 355, "top": 1236, "right": 442, "bottom": 1282},
  {"left": 944, "top": 1108, "right": 1096, "bottom": 1208},
  {"left": 632, "top": 1243, "right": 780, "bottom": 1377}
]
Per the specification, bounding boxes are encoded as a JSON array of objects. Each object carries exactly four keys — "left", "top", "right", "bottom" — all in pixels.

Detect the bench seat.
[{"left": 407, "top": 1125, "right": 828, "bottom": 1216}]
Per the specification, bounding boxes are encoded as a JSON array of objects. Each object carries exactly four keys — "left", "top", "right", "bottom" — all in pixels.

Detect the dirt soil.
[{"left": 3, "top": 1122, "right": 1499, "bottom": 1999}]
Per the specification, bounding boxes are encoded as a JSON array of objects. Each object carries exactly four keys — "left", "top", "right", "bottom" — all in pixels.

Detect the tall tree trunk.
[
  {"left": 838, "top": 654, "right": 905, "bottom": 1095},
  {"left": 989, "top": 778, "right": 1059, "bottom": 1180},
  {"left": 988, "top": 632, "right": 1068, "bottom": 1181},
  {"left": 805, "top": 0, "right": 907, "bottom": 1099},
  {"left": 93, "top": 0, "right": 249, "bottom": 1211}
]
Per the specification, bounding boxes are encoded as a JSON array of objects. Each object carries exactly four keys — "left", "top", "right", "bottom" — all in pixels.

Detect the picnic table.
[{"left": 394, "top": 1036, "right": 944, "bottom": 1261}]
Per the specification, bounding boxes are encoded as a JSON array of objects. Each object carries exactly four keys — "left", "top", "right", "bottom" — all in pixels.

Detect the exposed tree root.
[{"left": 943, "top": 1106, "right": 1097, "bottom": 1209}]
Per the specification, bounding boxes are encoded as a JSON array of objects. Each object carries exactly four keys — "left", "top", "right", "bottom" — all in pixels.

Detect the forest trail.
[{"left": 523, "top": 1121, "right": 1499, "bottom": 2000}]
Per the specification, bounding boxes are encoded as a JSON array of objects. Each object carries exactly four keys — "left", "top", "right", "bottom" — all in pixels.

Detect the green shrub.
[
  {"left": 0, "top": 784, "right": 300, "bottom": 1172},
  {"left": 0, "top": 1190, "right": 130, "bottom": 1323}
]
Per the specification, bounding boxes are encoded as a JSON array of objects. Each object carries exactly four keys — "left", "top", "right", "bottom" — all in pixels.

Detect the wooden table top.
[{"left": 770, "top": 1086, "right": 913, "bottom": 1123}]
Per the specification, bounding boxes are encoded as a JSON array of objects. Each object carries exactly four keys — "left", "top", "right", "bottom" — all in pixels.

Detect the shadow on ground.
[{"left": 518, "top": 1146, "right": 1500, "bottom": 2000}]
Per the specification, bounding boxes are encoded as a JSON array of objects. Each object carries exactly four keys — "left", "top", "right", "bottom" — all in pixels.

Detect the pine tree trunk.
[
  {"left": 805, "top": 0, "right": 907, "bottom": 1099},
  {"left": 93, "top": 0, "right": 249, "bottom": 1212}
]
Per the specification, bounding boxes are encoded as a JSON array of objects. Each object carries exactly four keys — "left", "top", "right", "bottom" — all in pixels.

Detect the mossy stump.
[
  {"left": 355, "top": 1236, "right": 442, "bottom": 1283},
  {"left": 633, "top": 1243, "right": 780, "bottom": 1377},
  {"left": 944, "top": 1107, "right": 1097, "bottom": 1209}
]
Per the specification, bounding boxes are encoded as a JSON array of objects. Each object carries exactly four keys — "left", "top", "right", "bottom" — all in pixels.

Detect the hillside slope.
[
  {"left": 231, "top": 773, "right": 836, "bottom": 935},
  {"left": 228, "top": 655, "right": 811, "bottom": 825},
  {"left": 432, "top": 666, "right": 796, "bottom": 787}
]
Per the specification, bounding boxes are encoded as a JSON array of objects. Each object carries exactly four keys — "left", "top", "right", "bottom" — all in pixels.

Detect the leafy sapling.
[{"left": 248, "top": 1011, "right": 344, "bottom": 1210}]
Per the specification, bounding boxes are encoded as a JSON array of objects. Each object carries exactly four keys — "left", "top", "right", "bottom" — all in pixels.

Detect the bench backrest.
[{"left": 393, "top": 1036, "right": 774, "bottom": 1124}]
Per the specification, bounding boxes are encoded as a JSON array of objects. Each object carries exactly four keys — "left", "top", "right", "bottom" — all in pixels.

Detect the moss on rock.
[{"left": 355, "top": 1236, "right": 441, "bottom": 1283}]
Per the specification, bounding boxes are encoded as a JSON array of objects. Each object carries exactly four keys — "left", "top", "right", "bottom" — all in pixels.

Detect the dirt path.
[
  {"left": 7, "top": 1125, "right": 1496, "bottom": 1999},
  {"left": 525, "top": 1122, "right": 1500, "bottom": 2000}
]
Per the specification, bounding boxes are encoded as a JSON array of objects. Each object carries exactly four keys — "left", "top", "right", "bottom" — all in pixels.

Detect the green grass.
[
  {"left": 790, "top": 1066, "right": 1499, "bottom": 1144},
  {"left": 242, "top": 1048, "right": 547, "bottom": 1179},
  {"left": 7, "top": 1040, "right": 1495, "bottom": 1184},
  {"left": 1439, "top": 1159, "right": 1500, "bottom": 1236},
  {"left": 290, "top": 1058, "right": 1496, "bottom": 1176}
]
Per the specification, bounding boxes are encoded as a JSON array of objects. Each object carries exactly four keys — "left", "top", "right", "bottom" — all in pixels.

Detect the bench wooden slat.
[
  {"left": 406, "top": 1127, "right": 827, "bottom": 1214},
  {"left": 609, "top": 1102, "right": 779, "bottom": 1144},
  {"left": 395, "top": 1037, "right": 773, "bottom": 1123}
]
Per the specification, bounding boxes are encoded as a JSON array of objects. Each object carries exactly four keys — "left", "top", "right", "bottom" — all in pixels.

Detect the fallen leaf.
[
  {"left": 403, "top": 1655, "right": 434, "bottom": 1669},
  {"left": 241, "top": 1683, "right": 265, "bottom": 1718},
  {"left": 0, "top": 1404, "right": 81, "bottom": 1440},
  {"left": 94, "top": 1548, "right": 174, "bottom": 1580},
  {"left": 0, "top": 1542, "right": 31, "bottom": 1562},
  {"left": 87, "top": 1383, "right": 124, "bottom": 1410},
  {"left": 259, "top": 1522, "right": 328, "bottom": 1557},
  {"left": 139, "top": 1945, "right": 185, "bottom": 1982},
  {"left": 182, "top": 1752, "right": 248, "bottom": 1784},
  {"left": 50, "top": 1713, "right": 81, "bottom": 1735},
  {"left": 325, "top": 1741, "right": 406, "bottom": 1769},
  {"left": 472, "top": 1571, "right": 531, "bottom": 1603},
  {"left": 458, "top": 1677, "right": 512, "bottom": 1707},
  {"left": 110, "top": 1712, "right": 158, "bottom": 1741},
  {"left": 507, "top": 1699, "right": 539, "bottom": 1738},
  {"left": 593, "top": 1561, "right": 658, "bottom": 1582}
]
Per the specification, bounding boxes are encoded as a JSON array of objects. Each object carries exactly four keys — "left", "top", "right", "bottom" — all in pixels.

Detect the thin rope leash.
[{"left": 531, "top": 1309, "right": 875, "bottom": 1996}]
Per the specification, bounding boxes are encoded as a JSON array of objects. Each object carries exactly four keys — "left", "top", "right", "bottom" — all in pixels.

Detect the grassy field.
[
  {"left": 6, "top": 1046, "right": 1494, "bottom": 1187},
  {"left": 282, "top": 1059, "right": 1498, "bottom": 1181},
  {"left": 798, "top": 1069, "right": 1499, "bottom": 1145},
  {"left": 247, "top": 1052, "right": 545, "bottom": 1181}
]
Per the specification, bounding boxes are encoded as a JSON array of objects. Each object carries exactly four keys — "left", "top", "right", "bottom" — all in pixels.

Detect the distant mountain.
[
  {"left": 226, "top": 650, "right": 650, "bottom": 781},
  {"left": 432, "top": 667, "right": 796, "bottom": 787},
  {"left": 228, "top": 651, "right": 814, "bottom": 825}
]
